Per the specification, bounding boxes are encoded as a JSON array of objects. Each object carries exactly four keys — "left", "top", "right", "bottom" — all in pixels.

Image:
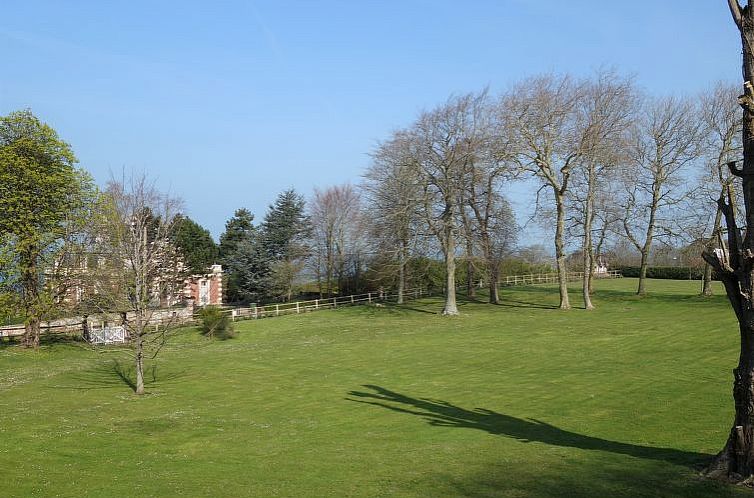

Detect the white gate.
[{"left": 89, "top": 326, "right": 126, "bottom": 345}]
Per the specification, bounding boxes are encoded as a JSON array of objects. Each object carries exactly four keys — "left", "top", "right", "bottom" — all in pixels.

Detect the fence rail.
[
  {"left": 226, "top": 288, "right": 426, "bottom": 321},
  {"left": 498, "top": 270, "right": 622, "bottom": 287},
  {"left": 1, "top": 270, "right": 623, "bottom": 339}
]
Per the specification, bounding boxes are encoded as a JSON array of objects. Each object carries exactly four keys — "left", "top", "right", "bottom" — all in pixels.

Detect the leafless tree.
[
  {"left": 89, "top": 173, "right": 184, "bottom": 395},
  {"left": 620, "top": 95, "right": 703, "bottom": 295},
  {"left": 413, "top": 91, "right": 489, "bottom": 315},
  {"left": 569, "top": 71, "right": 638, "bottom": 309},
  {"left": 701, "top": 1, "right": 754, "bottom": 481},
  {"left": 698, "top": 82, "right": 743, "bottom": 295},
  {"left": 363, "top": 130, "right": 423, "bottom": 303},
  {"left": 308, "top": 184, "right": 362, "bottom": 297},
  {"left": 505, "top": 74, "right": 590, "bottom": 310}
]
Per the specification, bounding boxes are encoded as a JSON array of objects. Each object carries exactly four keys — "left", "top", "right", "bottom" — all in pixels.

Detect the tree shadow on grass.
[
  {"left": 54, "top": 359, "right": 190, "bottom": 392},
  {"left": 347, "top": 385, "right": 710, "bottom": 469}
]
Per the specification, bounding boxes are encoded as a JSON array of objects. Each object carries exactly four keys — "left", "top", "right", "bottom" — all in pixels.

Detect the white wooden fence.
[
  {"left": 227, "top": 288, "right": 426, "bottom": 321},
  {"left": 498, "top": 270, "right": 622, "bottom": 287}
]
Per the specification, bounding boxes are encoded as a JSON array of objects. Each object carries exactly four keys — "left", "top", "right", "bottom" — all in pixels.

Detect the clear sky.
[{"left": 0, "top": 1, "right": 741, "bottom": 240}]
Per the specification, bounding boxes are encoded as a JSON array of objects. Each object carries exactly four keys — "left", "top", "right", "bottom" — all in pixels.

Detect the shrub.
[{"left": 198, "top": 306, "right": 235, "bottom": 340}]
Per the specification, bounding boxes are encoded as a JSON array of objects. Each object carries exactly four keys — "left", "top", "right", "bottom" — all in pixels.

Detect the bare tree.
[
  {"left": 309, "top": 184, "right": 362, "bottom": 297},
  {"left": 570, "top": 71, "right": 638, "bottom": 309},
  {"left": 505, "top": 75, "right": 588, "bottom": 310},
  {"left": 90, "top": 173, "right": 184, "bottom": 395},
  {"left": 363, "top": 130, "right": 423, "bottom": 303},
  {"left": 699, "top": 82, "right": 743, "bottom": 295},
  {"left": 701, "top": 1, "right": 754, "bottom": 481},
  {"left": 413, "top": 91, "right": 489, "bottom": 315},
  {"left": 620, "top": 96, "right": 703, "bottom": 295}
]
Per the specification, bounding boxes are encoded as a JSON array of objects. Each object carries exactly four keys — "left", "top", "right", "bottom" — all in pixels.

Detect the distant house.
[{"left": 183, "top": 264, "right": 224, "bottom": 307}]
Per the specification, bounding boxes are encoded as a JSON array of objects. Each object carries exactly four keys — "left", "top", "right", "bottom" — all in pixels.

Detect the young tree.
[
  {"left": 171, "top": 215, "right": 218, "bottom": 274},
  {"left": 261, "top": 189, "right": 310, "bottom": 301},
  {"left": 620, "top": 96, "right": 703, "bottom": 295},
  {"left": 92, "top": 174, "right": 184, "bottom": 395},
  {"left": 0, "top": 110, "right": 96, "bottom": 348},
  {"left": 701, "top": 1, "right": 754, "bottom": 481}
]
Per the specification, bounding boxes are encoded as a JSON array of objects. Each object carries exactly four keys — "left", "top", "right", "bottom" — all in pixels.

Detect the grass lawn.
[{"left": 0, "top": 278, "right": 750, "bottom": 497}]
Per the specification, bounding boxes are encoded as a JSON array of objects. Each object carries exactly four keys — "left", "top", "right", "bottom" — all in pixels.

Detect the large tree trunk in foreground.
[{"left": 705, "top": 0, "right": 754, "bottom": 482}]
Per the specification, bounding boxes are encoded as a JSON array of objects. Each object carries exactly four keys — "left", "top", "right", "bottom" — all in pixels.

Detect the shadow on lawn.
[
  {"left": 347, "top": 385, "right": 710, "bottom": 469},
  {"left": 57, "top": 359, "right": 189, "bottom": 391}
]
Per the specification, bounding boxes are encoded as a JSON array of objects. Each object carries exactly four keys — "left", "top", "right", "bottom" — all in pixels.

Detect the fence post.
[
  {"left": 351, "top": 294, "right": 354, "bottom": 304},
  {"left": 315, "top": 299, "right": 319, "bottom": 310},
  {"left": 296, "top": 302, "right": 300, "bottom": 314},
  {"left": 333, "top": 297, "right": 337, "bottom": 308},
  {"left": 276, "top": 304, "right": 279, "bottom": 316},
  {"left": 368, "top": 293, "right": 372, "bottom": 303}
]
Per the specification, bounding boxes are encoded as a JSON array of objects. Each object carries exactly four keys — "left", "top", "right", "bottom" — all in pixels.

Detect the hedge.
[{"left": 615, "top": 266, "right": 716, "bottom": 280}]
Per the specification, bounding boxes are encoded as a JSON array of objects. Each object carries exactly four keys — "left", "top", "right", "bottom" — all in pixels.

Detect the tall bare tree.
[
  {"left": 505, "top": 75, "right": 588, "bottom": 310},
  {"left": 701, "top": 0, "right": 754, "bottom": 481},
  {"left": 571, "top": 71, "right": 638, "bottom": 309},
  {"left": 621, "top": 96, "right": 703, "bottom": 295},
  {"left": 309, "top": 184, "right": 362, "bottom": 297},
  {"left": 363, "top": 130, "right": 423, "bottom": 304},
  {"left": 413, "top": 91, "right": 489, "bottom": 315}
]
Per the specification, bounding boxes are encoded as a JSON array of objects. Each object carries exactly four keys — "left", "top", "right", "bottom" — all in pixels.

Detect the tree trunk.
[
  {"left": 466, "top": 255, "right": 475, "bottom": 299},
  {"left": 637, "top": 248, "right": 650, "bottom": 296},
  {"left": 705, "top": 1, "right": 754, "bottom": 482},
  {"left": 25, "top": 316, "right": 41, "bottom": 349},
  {"left": 488, "top": 261, "right": 500, "bottom": 304},
  {"left": 703, "top": 203, "right": 723, "bottom": 296},
  {"left": 554, "top": 190, "right": 570, "bottom": 310},
  {"left": 397, "top": 239, "right": 407, "bottom": 305},
  {"left": 442, "top": 206, "right": 459, "bottom": 316},
  {"left": 134, "top": 314, "right": 145, "bottom": 395},
  {"left": 582, "top": 164, "right": 595, "bottom": 310}
]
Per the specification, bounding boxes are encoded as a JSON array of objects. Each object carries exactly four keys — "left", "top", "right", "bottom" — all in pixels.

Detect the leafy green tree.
[
  {"left": 0, "top": 110, "right": 96, "bottom": 347},
  {"left": 261, "top": 189, "right": 310, "bottom": 301},
  {"left": 171, "top": 215, "right": 218, "bottom": 274}
]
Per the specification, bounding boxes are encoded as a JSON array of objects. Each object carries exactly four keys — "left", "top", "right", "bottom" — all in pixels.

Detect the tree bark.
[
  {"left": 703, "top": 203, "right": 723, "bottom": 296},
  {"left": 582, "top": 163, "right": 596, "bottom": 310},
  {"left": 134, "top": 313, "right": 145, "bottom": 395},
  {"left": 397, "top": 239, "right": 407, "bottom": 305},
  {"left": 442, "top": 204, "right": 459, "bottom": 315},
  {"left": 554, "top": 189, "right": 570, "bottom": 310},
  {"left": 705, "top": 1, "right": 754, "bottom": 481}
]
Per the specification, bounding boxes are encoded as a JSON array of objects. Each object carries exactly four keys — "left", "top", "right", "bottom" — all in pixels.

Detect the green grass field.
[{"left": 0, "top": 278, "right": 749, "bottom": 497}]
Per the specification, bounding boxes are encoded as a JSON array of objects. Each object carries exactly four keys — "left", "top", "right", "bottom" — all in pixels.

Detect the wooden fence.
[
  {"left": 227, "top": 288, "right": 426, "bottom": 321},
  {"left": 1, "top": 270, "right": 623, "bottom": 339},
  {"left": 498, "top": 270, "right": 622, "bottom": 287}
]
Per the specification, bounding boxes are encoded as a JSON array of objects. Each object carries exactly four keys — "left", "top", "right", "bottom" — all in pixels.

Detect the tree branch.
[{"left": 729, "top": 0, "right": 744, "bottom": 29}]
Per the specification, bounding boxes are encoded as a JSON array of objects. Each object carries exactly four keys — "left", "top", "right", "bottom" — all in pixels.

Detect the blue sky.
[{"left": 0, "top": 1, "right": 741, "bottom": 240}]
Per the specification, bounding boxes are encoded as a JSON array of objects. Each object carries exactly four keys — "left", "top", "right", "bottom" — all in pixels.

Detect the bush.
[
  {"left": 198, "top": 306, "right": 235, "bottom": 340},
  {"left": 615, "top": 266, "right": 714, "bottom": 280}
]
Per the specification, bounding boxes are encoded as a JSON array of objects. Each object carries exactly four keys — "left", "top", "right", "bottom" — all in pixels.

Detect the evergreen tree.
[
  {"left": 218, "top": 208, "right": 257, "bottom": 303},
  {"left": 171, "top": 215, "right": 218, "bottom": 274},
  {"left": 261, "top": 189, "right": 310, "bottom": 301}
]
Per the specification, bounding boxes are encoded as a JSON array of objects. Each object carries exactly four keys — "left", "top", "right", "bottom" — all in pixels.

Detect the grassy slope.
[{"left": 0, "top": 278, "right": 749, "bottom": 497}]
